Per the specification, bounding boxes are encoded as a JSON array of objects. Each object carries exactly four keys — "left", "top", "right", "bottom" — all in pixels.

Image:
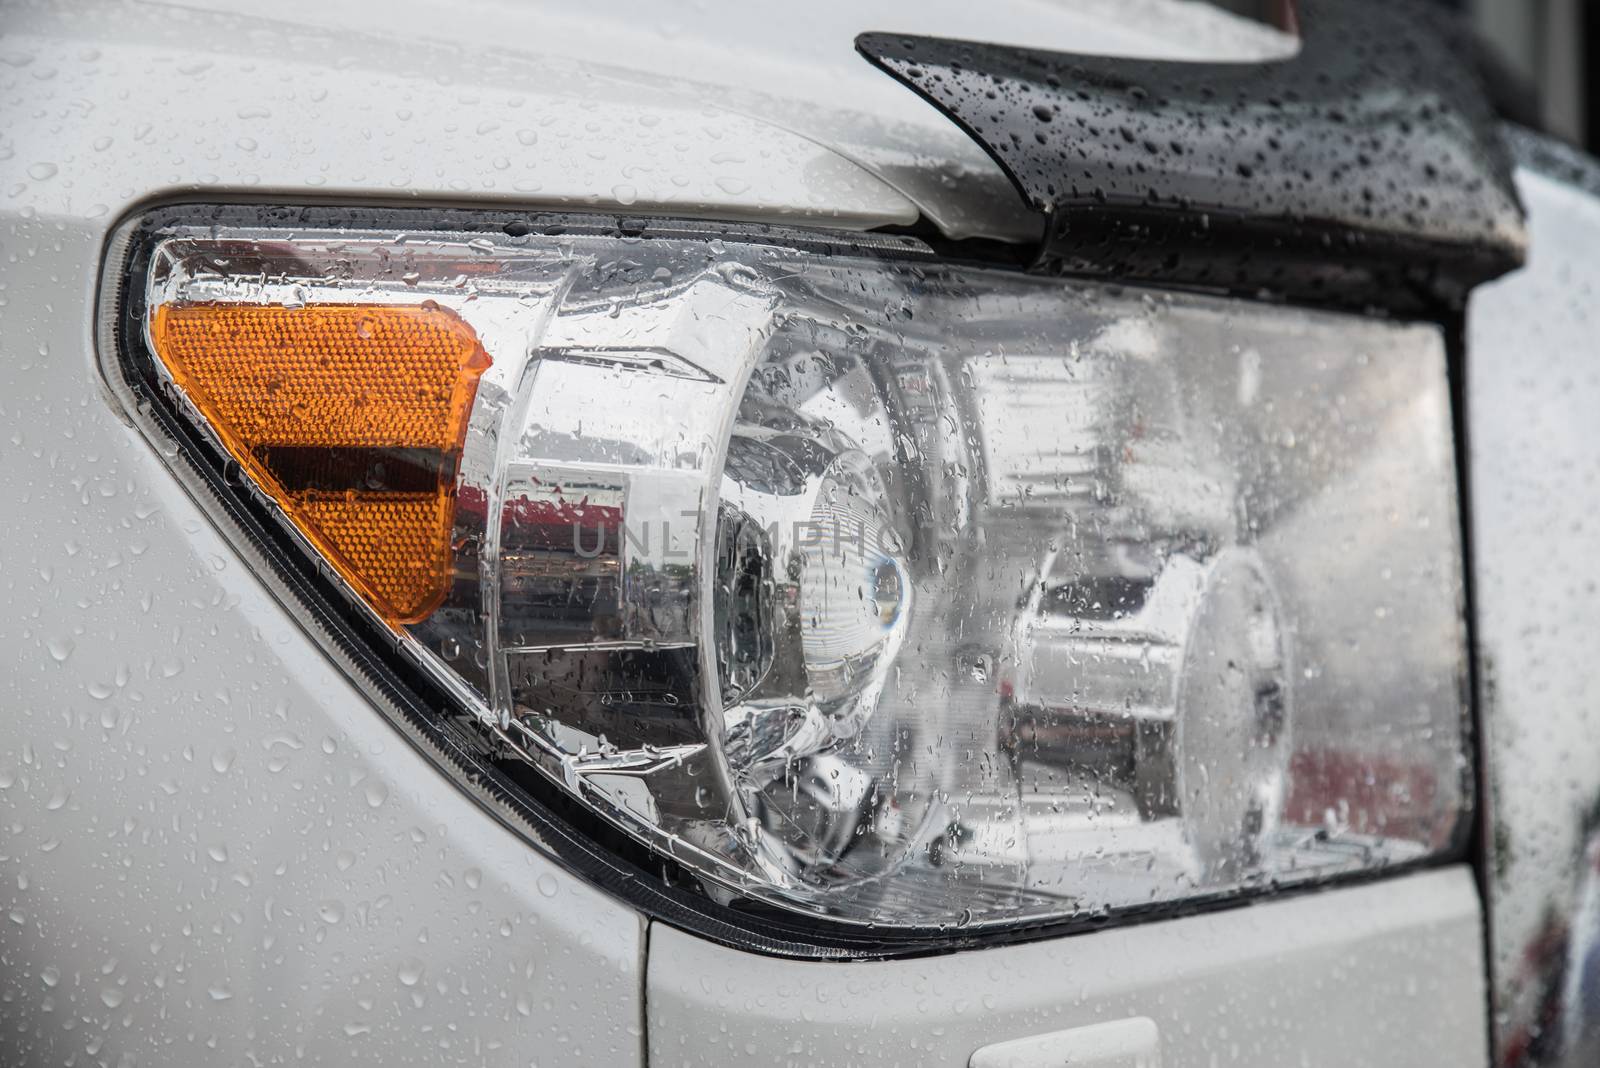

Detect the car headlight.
[{"left": 103, "top": 207, "right": 1470, "bottom": 938}]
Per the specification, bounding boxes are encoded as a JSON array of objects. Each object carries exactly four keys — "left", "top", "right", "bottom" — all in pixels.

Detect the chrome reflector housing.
[{"left": 114, "top": 212, "right": 1471, "bottom": 931}]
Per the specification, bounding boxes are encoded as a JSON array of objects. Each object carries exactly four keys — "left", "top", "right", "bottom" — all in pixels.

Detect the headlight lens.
[{"left": 118, "top": 213, "right": 1470, "bottom": 932}]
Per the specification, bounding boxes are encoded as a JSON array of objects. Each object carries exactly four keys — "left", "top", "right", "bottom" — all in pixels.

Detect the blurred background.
[{"left": 1436, "top": 0, "right": 1590, "bottom": 147}]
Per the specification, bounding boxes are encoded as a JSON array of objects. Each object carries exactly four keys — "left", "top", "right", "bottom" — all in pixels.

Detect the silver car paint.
[
  {"left": 1471, "top": 141, "right": 1600, "bottom": 1067},
  {"left": 649, "top": 868, "right": 1488, "bottom": 1067}
]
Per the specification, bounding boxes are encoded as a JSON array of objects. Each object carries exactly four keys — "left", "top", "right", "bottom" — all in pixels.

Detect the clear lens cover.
[{"left": 135, "top": 219, "right": 1470, "bottom": 929}]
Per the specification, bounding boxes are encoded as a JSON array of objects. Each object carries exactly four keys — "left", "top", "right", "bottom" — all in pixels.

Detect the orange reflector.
[{"left": 150, "top": 302, "right": 491, "bottom": 624}]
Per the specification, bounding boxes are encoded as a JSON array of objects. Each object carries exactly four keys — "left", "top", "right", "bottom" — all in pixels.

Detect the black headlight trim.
[{"left": 858, "top": 0, "right": 1525, "bottom": 315}]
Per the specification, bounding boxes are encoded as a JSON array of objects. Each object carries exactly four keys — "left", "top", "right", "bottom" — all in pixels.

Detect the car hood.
[{"left": 4, "top": 0, "right": 1291, "bottom": 240}]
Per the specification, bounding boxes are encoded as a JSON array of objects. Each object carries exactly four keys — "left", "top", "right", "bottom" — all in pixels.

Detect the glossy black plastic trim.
[
  {"left": 858, "top": 0, "right": 1526, "bottom": 314},
  {"left": 103, "top": 202, "right": 1462, "bottom": 961}
]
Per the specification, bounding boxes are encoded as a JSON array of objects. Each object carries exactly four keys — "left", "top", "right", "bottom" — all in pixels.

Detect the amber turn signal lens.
[{"left": 150, "top": 302, "right": 491, "bottom": 624}]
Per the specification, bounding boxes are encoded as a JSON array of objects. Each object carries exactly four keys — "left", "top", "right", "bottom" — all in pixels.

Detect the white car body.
[{"left": 0, "top": 2, "right": 1502, "bottom": 1065}]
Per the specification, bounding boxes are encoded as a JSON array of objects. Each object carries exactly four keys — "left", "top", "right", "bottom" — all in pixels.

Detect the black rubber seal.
[{"left": 858, "top": 0, "right": 1526, "bottom": 315}]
